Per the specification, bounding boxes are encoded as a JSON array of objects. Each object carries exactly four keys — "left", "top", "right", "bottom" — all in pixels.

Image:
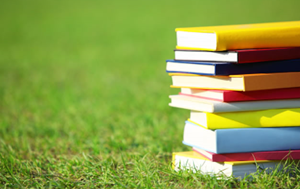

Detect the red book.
[
  {"left": 180, "top": 87, "right": 300, "bottom": 102},
  {"left": 193, "top": 147, "right": 300, "bottom": 162},
  {"left": 174, "top": 47, "right": 300, "bottom": 64}
]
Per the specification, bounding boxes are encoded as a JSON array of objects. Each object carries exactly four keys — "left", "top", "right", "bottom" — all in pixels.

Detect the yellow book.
[
  {"left": 176, "top": 20, "right": 300, "bottom": 51},
  {"left": 188, "top": 108, "right": 300, "bottom": 129},
  {"left": 173, "top": 151, "right": 283, "bottom": 178}
]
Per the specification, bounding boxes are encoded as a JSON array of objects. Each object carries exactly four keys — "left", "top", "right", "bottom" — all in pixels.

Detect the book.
[
  {"left": 176, "top": 20, "right": 300, "bottom": 51},
  {"left": 173, "top": 151, "right": 284, "bottom": 178},
  {"left": 193, "top": 147, "right": 300, "bottom": 162},
  {"left": 170, "top": 72, "right": 300, "bottom": 91},
  {"left": 166, "top": 59, "right": 300, "bottom": 76},
  {"left": 180, "top": 88, "right": 300, "bottom": 102},
  {"left": 174, "top": 47, "right": 300, "bottom": 63},
  {"left": 169, "top": 95, "right": 300, "bottom": 113},
  {"left": 183, "top": 120, "right": 300, "bottom": 154},
  {"left": 188, "top": 108, "right": 300, "bottom": 129}
]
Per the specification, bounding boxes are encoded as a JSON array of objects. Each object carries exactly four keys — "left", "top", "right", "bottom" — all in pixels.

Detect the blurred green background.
[{"left": 1, "top": 0, "right": 300, "bottom": 187}]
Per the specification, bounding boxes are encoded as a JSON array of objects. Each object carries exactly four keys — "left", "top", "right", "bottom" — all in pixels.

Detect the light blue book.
[{"left": 183, "top": 121, "right": 300, "bottom": 154}]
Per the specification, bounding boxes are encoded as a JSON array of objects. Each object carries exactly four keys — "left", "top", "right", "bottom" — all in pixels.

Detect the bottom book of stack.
[{"left": 173, "top": 151, "right": 298, "bottom": 179}]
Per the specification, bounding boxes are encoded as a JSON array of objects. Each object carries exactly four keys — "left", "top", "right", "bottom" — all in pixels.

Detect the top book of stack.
[{"left": 176, "top": 20, "right": 300, "bottom": 51}]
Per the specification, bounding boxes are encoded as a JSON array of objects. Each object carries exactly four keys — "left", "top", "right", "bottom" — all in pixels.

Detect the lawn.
[{"left": 1, "top": 0, "right": 300, "bottom": 188}]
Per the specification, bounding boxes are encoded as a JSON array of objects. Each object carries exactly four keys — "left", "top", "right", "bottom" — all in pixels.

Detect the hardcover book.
[
  {"left": 169, "top": 95, "right": 300, "bottom": 113},
  {"left": 170, "top": 72, "right": 300, "bottom": 91},
  {"left": 180, "top": 88, "right": 300, "bottom": 102},
  {"left": 173, "top": 151, "right": 285, "bottom": 178},
  {"left": 176, "top": 20, "right": 300, "bottom": 51},
  {"left": 183, "top": 121, "right": 300, "bottom": 154},
  {"left": 174, "top": 47, "right": 300, "bottom": 63},
  {"left": 193, "top": 148, "right": 300, "bottom": 162},
  {"left": 166, "top": 59, "right": 300, "bottom": 76},
  {"left": 188, "top": 108, "right": 300, "bottom": 129}
]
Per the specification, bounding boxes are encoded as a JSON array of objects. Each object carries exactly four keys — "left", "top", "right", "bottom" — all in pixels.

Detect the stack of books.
[{"left": 167, "top": 20, "right": 300, "bottom": 178}]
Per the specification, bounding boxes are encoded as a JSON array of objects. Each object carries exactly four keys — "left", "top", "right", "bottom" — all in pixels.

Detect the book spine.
[
  {"left": 243, "top": 72, "right": 300, "bottom": 91},
  {"left": 213, "top": 99, "right": 300, "bottom": 113},
  {"left": 223, "top": 88, "right": 300, "bottom": 102},
  {"left": 216, "top": 127, "right": 300, "bottom": 153},
  {"left": 203, "top": 108, "right": 300, "bottom": 129},
  {"left": 238, "top": 47, "right": 300, "bottom": 63},
  {"left": 216, "top": 25, "right": 300, "bottom": 51},
  {"left": 194, "top": 148, "right": 300, "bottom": 162},
  {"left": 223, "top": 91, "right": 249, "bottom": 102},
  {"left": 215, "top": 59, "right": 300, "bottom": 76}
]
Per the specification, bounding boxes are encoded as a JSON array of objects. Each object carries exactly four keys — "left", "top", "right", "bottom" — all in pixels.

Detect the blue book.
[
  {"left": 183, "top": 121, "right": 300, "bottom": 154},
  {"left": 166, "top": 59, "right": 300, "bottom": 75}
]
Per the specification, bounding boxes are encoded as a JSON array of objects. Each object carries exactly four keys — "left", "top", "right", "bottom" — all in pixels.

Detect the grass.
[{"left": 1, "top": 0, "right": 300, "bottom": 188}]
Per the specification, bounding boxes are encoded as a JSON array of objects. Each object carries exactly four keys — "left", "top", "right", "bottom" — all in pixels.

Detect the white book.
[{"left": 169, "top": 94, "right": 300, "bottom": 113}]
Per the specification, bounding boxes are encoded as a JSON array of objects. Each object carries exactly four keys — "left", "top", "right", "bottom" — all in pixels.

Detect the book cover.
[
  {"left": 193, "top": 147, "right": 300, "bottom": 162},
  {"left": 170, "top": 72, "right": 300, "bottom": 91},
  {"left": 183, "top": 121, "right": 300, "bottom": 154},
  {"left": 169, "top": 95, "right": 300, "bottom": 113},
  {"left": 166, "top": 59, "right": 300, "bottom": 76},
  {"left": 173, "top": 151, "right": 284, "bottom": 178},
  {"left": 180, "top": 88, "right": 300, "bottom": 102},
  {"left": 188, "top": 108, "right": 300, "bottom": 129},
  {"left": 174, "top": 47, "right": 300, "bottom": 63},
  {"left": 176, "top": 20, "right": 300, "bottom": 51}
]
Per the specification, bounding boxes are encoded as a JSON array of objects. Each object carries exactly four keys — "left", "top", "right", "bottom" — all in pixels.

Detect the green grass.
[{"left": 1, "top": 0, "right": 300, "bottom": 188}]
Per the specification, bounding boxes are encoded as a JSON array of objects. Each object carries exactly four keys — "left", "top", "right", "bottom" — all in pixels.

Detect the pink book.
[
  {"left": 180, "top": 87, "right": 300, "bottom": 102},
  {"left": 193, "top": 147, "right": 300, "bottom": 162}
]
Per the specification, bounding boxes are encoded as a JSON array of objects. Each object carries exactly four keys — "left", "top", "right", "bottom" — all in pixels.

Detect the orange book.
[
  {"left": 170, "top": 72, "right": 300, "bottom": 91},
  {"left": 176, "top": 20, "right": 300, "bottom": 51}
]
